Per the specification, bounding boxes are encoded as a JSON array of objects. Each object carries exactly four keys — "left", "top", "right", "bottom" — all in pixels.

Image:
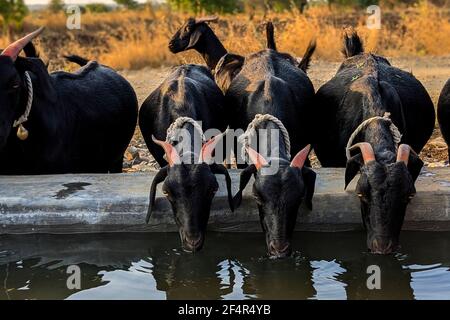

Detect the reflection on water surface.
[{"left": 0, "top": 231, "right": 449, "bottom": 300}]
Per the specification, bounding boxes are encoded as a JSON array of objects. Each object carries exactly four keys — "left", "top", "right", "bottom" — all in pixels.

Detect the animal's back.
[
  {"left": 315, "top": 53, "right": 435, "bottom": 165},
  {"left": 227, "top": 50, "right": 315, "bottom": 152},
  {"left": 139, "top": 64, "right": 226, "bottom": 166},
  {"left": 0, "top": 61, "right": 137, "bottom": 174},
  {"left": 52, "top": 62, "right": 137, "bottom": 118},
  {"left": 232, "top": 50, "right": 312, "bottom": 96}
]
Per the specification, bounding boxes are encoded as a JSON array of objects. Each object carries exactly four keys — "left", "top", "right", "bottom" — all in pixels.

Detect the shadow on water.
[{"left": 0, "top": 231, "right": 449, "bottom": 300}]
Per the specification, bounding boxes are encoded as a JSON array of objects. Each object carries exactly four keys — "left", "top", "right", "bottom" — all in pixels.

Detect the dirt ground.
[{"left": 120, "top": 55, "right": 450, "bottom": 172}]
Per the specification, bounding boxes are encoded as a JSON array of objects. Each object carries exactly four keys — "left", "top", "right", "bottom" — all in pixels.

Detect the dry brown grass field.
[
  {"left": 0, "top": 2, "right": 448, "bottom": 169},
  {"left": 1, "top": 2, "right": 448, "bottom": 70}
]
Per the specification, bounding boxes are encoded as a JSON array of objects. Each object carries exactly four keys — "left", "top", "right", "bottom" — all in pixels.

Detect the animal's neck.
[
  {"left": 194, "top": 27, "right": 227, "bottom": 70},
  {"left": 362, "top": 120, "right": 397, "bottom": 164}
]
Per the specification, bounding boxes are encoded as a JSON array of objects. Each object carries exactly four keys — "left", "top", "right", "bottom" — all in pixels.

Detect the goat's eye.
[
  {"left": 6, "top": 82, "right": 20, "bottom": 92},
  {"left": 408, "top": 194, "right": 416, "bottom": 200},
  {"left": 162, "top": 190, "right": 169, "bottom": 196},
  {"left": 357, "top": 193, "right": 364, "bottom": 198}
]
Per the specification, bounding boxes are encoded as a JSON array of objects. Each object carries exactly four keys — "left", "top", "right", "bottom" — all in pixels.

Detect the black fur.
[
  {"left": 139, "top": 65, "right": 226, "bottom": 166},
  {"left": 314, "top": 31, "right": 434, "bottom": 254},
  {"left": 23, "top": 42, "right": 39, "bottom": 58},
  {"left": 0, "top": 54, "right": 137, "bottom": 174},
  {"left": 342, "top": 29, "right": 364, "bottom": 58},
  {"left": 218, "top": 49, "right": 316, "bottom": 156},
  {"left": 438, "top": 79, "right": 450, "bottom": 160},
  {"left": 64, "top": 54, "right": 89, "bottom": 66},
  {"left": 169, "top": 18, "right": 227, "bottom": 71},
  {"left": 266, "top": 22, "right": 277, "bottom": 51},
  {"left": 298, "top": 39, "right": 316, "bottom": 72}
]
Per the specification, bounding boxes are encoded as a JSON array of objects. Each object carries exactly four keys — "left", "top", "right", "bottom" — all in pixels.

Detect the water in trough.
[{"left": 0, "top": 231, "right": 449, "bottom": 300}]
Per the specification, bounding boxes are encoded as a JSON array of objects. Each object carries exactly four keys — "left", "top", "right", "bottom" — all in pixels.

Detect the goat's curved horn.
[
  {"left": 290, "top": 144, "right": 311, "bottom": 168},
  {"left": 195, "top": 16, "right": 218, "bottom": 24},
  {"left": 152, "top": 136, "right": 180, "bottom": 167},
  {"left": 396, "top": 144, "right": 412, "bottom": 165},
  {"left": 349, "top": 142, "right": 375, "bottom": 164},
  {"left": 1, "top": 27, "right": 44, "bottom": 61},
  {"left": 246, "top": 147, "right": 269, "bottom": 170}
]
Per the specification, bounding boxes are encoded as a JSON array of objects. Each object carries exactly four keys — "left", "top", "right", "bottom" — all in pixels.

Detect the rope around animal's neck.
[
  {"left": 345, "top": 112, "right": 402, "bottom": 160},
  {"left": 165, "top": 116, "right": 206, "bottom": 144},
  {"left": 13, "top": 71, "right": 33, "bottom": 128},
  {"left": 238, "top": 113, "right": 291, "bottom": 160}
]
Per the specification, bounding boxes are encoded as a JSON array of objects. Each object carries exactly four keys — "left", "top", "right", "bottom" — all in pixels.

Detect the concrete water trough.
[{"left": 0, "top": 168, "right": 449, "bottom": 234}]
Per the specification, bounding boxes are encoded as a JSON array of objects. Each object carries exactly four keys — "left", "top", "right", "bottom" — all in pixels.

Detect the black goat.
[
  {"left": 170, "top": 19, "right": 317, "bottom": 258},
  {"left": 0, "top": 28, "right": 138, "bottom": 174},
  {"left": 438, "top": 79, "right": 450, "bottom": 160},
  {"left": 233, "top": 119, "right": 316, "bottom": 258},
  {"left": 169, "top": 16, "right": 226, "bottom": 71},
  {"left": 225, "top": 46, "right": 318, "bottom": 257},
  {"left": 139, "top": 64, "right": 233, "bottom": 252},
  {"left": 314, "top": 30, "right": 435, "bottom": 254}
]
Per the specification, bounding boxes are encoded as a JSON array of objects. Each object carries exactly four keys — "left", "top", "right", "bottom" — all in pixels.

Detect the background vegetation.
[{"left": 0, "top": 0, "right": 448, "bottom": 70}]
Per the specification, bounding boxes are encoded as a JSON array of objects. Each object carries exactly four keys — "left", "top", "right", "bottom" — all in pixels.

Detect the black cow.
[
  {"left": 438, "top": 79, "right": 450, "bottom": 160},
  {"left": 314, "top": 30, "right": 435, "bottom": 254},
  {"left": 139, "top": 64, "right": 233, "bottom": 252},
  {"left": 0, "top": 28, "right": 138, "bottom": 174}
]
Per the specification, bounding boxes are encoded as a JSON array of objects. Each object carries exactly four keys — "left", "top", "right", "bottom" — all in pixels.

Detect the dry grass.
[{"left": 3, "top": 1, "right": 450, "bottom": 70}]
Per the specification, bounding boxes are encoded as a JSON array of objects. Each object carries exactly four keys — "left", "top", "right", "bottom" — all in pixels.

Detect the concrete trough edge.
[{"left": 0, "top": 168, "right": 449, "bottom": 234}]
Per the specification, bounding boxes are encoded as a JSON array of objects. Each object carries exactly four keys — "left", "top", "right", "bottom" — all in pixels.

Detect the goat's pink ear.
[
  {"left": 152, "top": 136, "right": 180, "bottom": 167},
  {"left": 290, "top": 144, "right": 311, "bottom": 168},
  {"left": 247, "top": 147, "right": 268, "bottom": 170}
]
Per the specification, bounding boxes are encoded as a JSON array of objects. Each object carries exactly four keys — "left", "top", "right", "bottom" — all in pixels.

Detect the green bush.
[
  {"left": 114, "top": 0, "right": 139, "bottom": 10},
  {"left": 168, "top": 0, "right": 242, "bottom": 14},
  {"left": 85, "top": 3, "right": 111, "bottom": 13},
  {"left": 48, "top": 0, "right": 64, "bottom": 13},
  {"left": 0, "top": 0, "right": 28, "bottom": 34}
]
